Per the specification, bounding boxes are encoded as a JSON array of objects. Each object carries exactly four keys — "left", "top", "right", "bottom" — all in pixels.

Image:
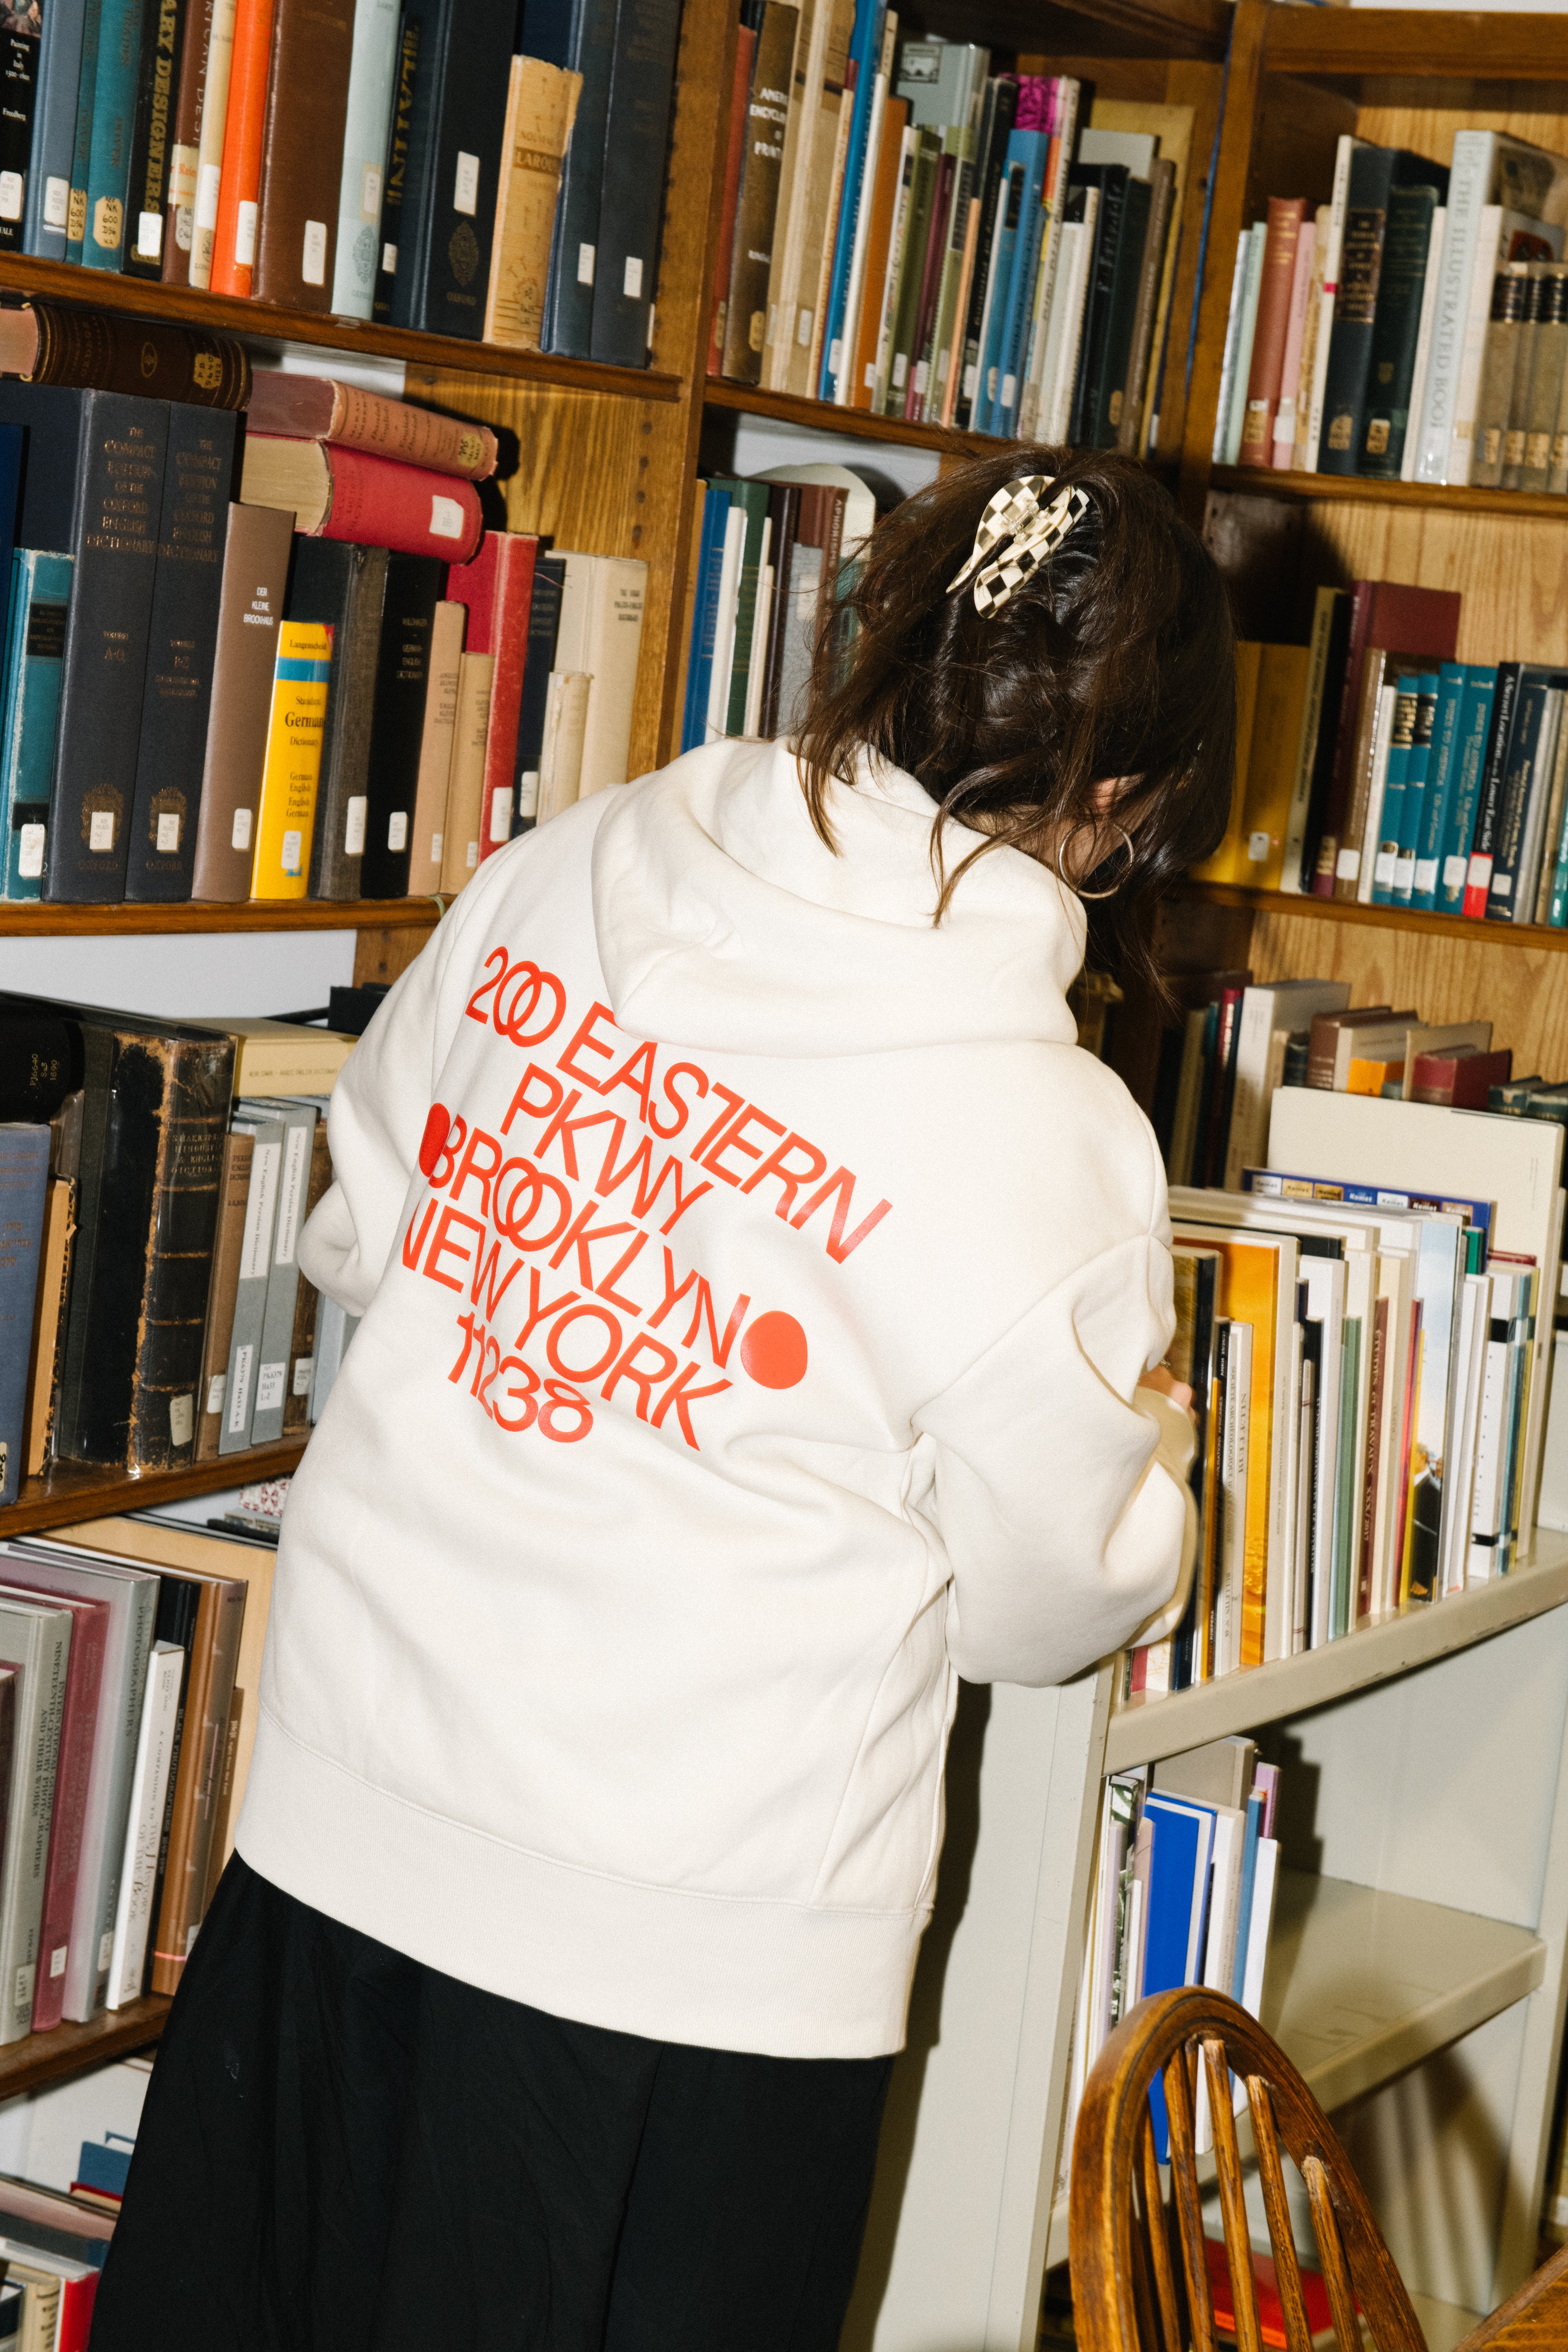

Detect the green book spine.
[
  {"left": 710, "top": 477, "right": 771, "bottom": 740},
  {"left": 882, "top": 128, "right": 938, "bottom": 416},
  {"left": 1359, "top": 183, "right": 1439, "bottom": 479}
]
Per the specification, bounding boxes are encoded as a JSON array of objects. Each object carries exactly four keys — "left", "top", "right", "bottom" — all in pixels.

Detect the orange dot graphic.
[
  {"left": 739, "top": 1311, "right": 808, "bottom": 1390},
  {"left": 418, "top": 1103, "right": 450, "bottom": 1178}
]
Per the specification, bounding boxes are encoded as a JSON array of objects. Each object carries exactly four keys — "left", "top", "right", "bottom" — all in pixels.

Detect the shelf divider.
[
  {"left": 0, "top": 897, "right": 443, "bottom": 938},
  {"left": 0, "top": 1996, "right": 170, "bottom": 2104},
  {"left": 0, "top": 1442, "right": 306, "bottom": 1541},
  {"left": 1210, "top": 464, "right": 1568, "bottom": 524}
]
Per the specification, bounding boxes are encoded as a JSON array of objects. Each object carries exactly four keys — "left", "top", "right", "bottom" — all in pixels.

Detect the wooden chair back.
[{"left": 1069, "top": 1985, "right": 1428, "bottom": 2352}]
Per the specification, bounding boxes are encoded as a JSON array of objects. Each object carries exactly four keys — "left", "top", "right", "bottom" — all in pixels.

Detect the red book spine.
[
  {"left": 31, "top": 1603, "right": 109, "bottom": 2034},
  {"left": 445, "top": 530, "right": 501, "bottom": 650},
  {"left": 57, "top": 2271, "right": 98, "bottom": 2352},
  {"left": 263, "top": 441, "right": 486, "bottom": 563},
  {"left": 477, "top": 535, "right": 538, "bottom": 860},
  {"left": 210, "top": 0, "right": 277, "bottom": 296},
  {"left": 709, "top": 26, "right": 756, "bottom": 377}
]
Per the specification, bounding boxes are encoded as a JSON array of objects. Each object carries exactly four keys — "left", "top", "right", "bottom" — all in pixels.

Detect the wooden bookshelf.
[
  {"left": 703, "top": 379, "right": 1002, "bottom": 457},
  {"left": 0, "top": 1442, "right": 304, "bottom": 1541},
  {"left": 0, "top": 897, "right": 444, "bottom": 937},
  {"left": 1209, "top": 465, "right": 1568, "bottom": 526},
  {"left": 0, "top": 1996, "right": 169, "bottom": 2103},
  {"left": 1176, "top": 879, "right": 1568, "bottom": 952}
]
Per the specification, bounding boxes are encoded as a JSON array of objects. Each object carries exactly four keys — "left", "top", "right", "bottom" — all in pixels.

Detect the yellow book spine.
[
  {"left": 1216, "top": 1241, "right": 1277, "bottom": 1671},
  {"left": 250, "top": 622, "right": 333, "bottom": 901}
]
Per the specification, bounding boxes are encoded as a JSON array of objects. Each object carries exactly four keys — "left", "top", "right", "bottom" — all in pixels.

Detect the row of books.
[
  {"left": 1069, "top": 1737, "right": 1283, "bottom": 2160},
  {"left": 680, "top": 461, "right": 872, "bottom": 753},
  {"left": 0, "top": 2149, "right": 122, "bottom": 2343},
  {"left": 0, "top": 368, "right": 646, "bottom": 906},
  {"left": 711, "top": 14, "right": 1191, "bottom": 453},
  {"left": 0, "top": 0, "right": 681, "bottom": 368},
  {"left": 1217, "top": 125, "right": 1568, "bottom": 490},
  {"left": 1115, "top": 991, "right": 1567, "bottom": 1701},
  {"left": 1, "top": 1004, "right": 362, "bottom": 1504}
]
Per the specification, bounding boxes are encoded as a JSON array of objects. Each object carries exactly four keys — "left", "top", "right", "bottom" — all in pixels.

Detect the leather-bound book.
[
  {"left": 239, "top": 434, "right": 484, "bottom": 564},
  {"left": 445, "top": 531, "right": 537, "bottom": 861},
  {"left": 360, "top": 551, "right": 446, "bottom": 897},
  {"left": 282, "top": 1112, "right": 332, "bottom": 1436},
  {"left": 162, "top": 0, "right": 213, "bottom": 281},
  {"left": 286, "top": 536, "right": 389, "bottom": 901},
  {"left": 149, "top": 1568, "right": 245, "bottom": 1996},
  {"left": 0, "top": 383, "right": 169, "bottom": 906},
  {"left": 208, "top": 0, "right": 274, "bottom": 297},
  {"left": 194, "top": 1127, "right": 253, "bottom": 1460},
  {"left": 0, "top": 11, "right": 40, "bottom": 256},
  {"left": 718, "top": 0, "right": 797, "bottom": 385},
  {"left": 123, "top": 0, "right": 188, "bottom": 277},
  {"left": 250, "top": 0, "right": 355, "bottom": 312},
  {"left": 123, "top": 404, "right": 237, "bottom": 903},
  {"left": 0, "top": 299, "right": 250, "bottom": 406},
  {"left": 384, "top": 0, "right": 512, "bottom": 340},
  {"left": 482, "top": 55, "right": 582, "bottom": 353},
  {"left": 1238, "top": 196, "right": 1308, "bottom": 468},
  {"left": 189, "top": 500, "right": 296, "bottom": 901},
  {"left": 247, "top": 369, "right": 495, "bottom": 476}
]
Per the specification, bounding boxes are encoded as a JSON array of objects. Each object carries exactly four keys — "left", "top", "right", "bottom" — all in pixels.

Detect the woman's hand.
[{"left": 1138, "top": 1363, "right": 1196, "bottom": 1423}]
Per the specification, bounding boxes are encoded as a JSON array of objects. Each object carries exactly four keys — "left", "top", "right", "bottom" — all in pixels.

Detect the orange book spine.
[
  {"left": 209, "top": 0, "right": 277, "bottom": 296},
  {"left": 850, "top": 96, "right": 908, "bottom": 410}
]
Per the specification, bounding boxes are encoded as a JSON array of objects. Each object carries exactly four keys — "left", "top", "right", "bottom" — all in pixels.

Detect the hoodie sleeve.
[{"left": 912, "top": 1229, "right": 1197, "bottom": 1688}]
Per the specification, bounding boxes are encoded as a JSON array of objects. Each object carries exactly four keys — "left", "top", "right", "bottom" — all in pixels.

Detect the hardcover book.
[
  {"left": 539, "top": 0, "right": 619, "bottom": 358},
  {"left": 207, "top": 0, "right": 274, "bottom": 297},
  {"left": 384, "top": 0, "right": 512, "bottom": 341},
  {"left": 483, "top": 56, "right": 582, "bottom": 352},
  {"left": 218, "top": 1105, "right": 282, "bottom": 1455},
  {"left": 189, "top": 500, "right": 295, "bottom": 902},
  {"left": 122, "top": 0, "right": 187, "bottom": 277},
  {"left": 24, "top": 0, "right": 85, "bottom": 263},
  {"left": 246, "top": 371, "right": 495, "bottom": 477},
  {"left": 0, "top": 551, "right": 71, "bottom": 904},
  {"left": 0, "top": 300, "right": 249, "bottom": 405},
  {"left": 249, "top": 622, "right": 332, "bottom": 900},
  {"left": 0, "top": 1125, "right": 49, "bottom": 1507},
  {"left": 161, "top": 0, "right": 214, "bottom": 283},
  {"left": 81, "top": 0, "right": 146, "bottom": 271},
  {"left": 444, "top": 531, "right": 538, "bottom": 860},
  {"left": 249, "top": 0, "right": 354, "bottom": 310},
  {"left": 717, "top": 0, "right": 798, "bottom": 384},
  {"left": 406, "top": 595, "right": 462, "bottom": 893},
  {"left": 286, "top": 537, "right": 388, "bottom": 902},
  {"left": 194, "top": 1128, "right": 253, "bottom": 1460},
  {"left": 238, "top": 434, "right": 484, "bottom": 564},
  {"left": 29, "top": 1589, "right": 109, "bottom": 2030},
  {"left": 247, "top": 1096, "right": 317, "bottom": 1442},
  {"left": 330, "top": 0, "right": 398, "bottom": 319},
  {"left": 0, "top": 1592, "right": 71, "bottom": 2041},
  {"left": 359, "top": 551, "right": 446, "bottom": 897}
]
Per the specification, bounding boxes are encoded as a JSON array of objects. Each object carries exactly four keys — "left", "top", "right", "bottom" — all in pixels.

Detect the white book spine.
[
  {"left": 330, "top": 0, "right": 400, "bottom": 318},
  {"left": 0, "top": 1615, "right": 67, "bottom": 2042},
  {"left": 1271, "top": 220, "right": 1317, "bottom": 464},
  {"left": 105, "top": 1645, "right": 183, "bottom": 2011},
  {"left": 1240, "top": 1837, "right": 1279, "bottom": 2018},
  {"left": 873, "top": 127, "right": 917, "bottom": 410},
  {"left": 58, "top": 1575, "right": 156, "bottom": 2024},
  {"left": 1359, "top": 682, "right": 1400, "bottom": 906},
  {"left": 1045, "top": 197, "right": 1098, "bottom": 444},
  {"left": 743, "top": 566, "right": 774, "bottom": 738},
  {"left": 1401, "top": 204, "right": 1447, "bottom": 481},
  {"left": 704, "top": 511, "right": 748, "bottom": 742},
  {"left": 1449, "top": 203, "right": 1505, "bottom": 486},
  {"left": 1305, "top": 135, "right": 1357, "bottom": 472},
  {"left": 1294, "top": 1350, "right": 1314, "bottom": 1655},
  {"left": 1212, "top": 231, "right": 1251, "bottom": 462},
  {"left": 1226, "top": 228, "right": 1267, "bottom": 464},
  {"left": 834, "top": 65, "right": 889, "bottom": 405},
  {"left": 1415, "top": 132, "right": 1494, "bottom": 482},
  {"left": 1219, "top": 1323, "right": 1252, "bottom": 1676}
]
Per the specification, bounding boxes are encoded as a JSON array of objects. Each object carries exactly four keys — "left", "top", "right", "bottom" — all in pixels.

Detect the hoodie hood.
[{"left": 588, "top": 736, "right": 1087, "bottom": 1058}]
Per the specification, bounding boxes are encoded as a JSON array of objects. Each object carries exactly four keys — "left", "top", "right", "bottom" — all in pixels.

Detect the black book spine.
[
  {"left": 511, "top": 554, "right": 564, "bottom": 835},
  {"left": 1068, "top": 164, "right": 1126, "bottom": 449},
  {"left": 360, "top": 551, "right": 445, "bottom": 895},
  {"left": 1468, "top": 661, "right": 1523, "bottom": 882},
  {"left": 122, "top": 403, "right": 234, "bottom": 902},
  {"left": 57, "top": 1027, "right": 154, "bottom": 1461},
  {"left": 385, "top": 0, "right": 446, "bottom": 329},
  {"left": 290, "top": 538, "right": 389, "bottom": 901},
  {"left": 372, "top": 7, "right": 422, "bottom": 326},
  {"left": 0, "top": 17, "right": 40, "bottom": 253},
  {"left": 759, "top": 481, "right": 799, "bottom": 738},
  {"left": 122, "top": 0, "right": 185, "bottom": 279},
  {"left": 955, "top": 75, "right": 1017, "bottom": 432},
  {"left": 124, "top": 1030, "right": 231, "bottom": 1468},
  {"left": 1299, "top": 593, "right": 1354, "bottom": 890},
  {"left": 1485, "top": 675, "right": 1548, "bottom": 918},
  {"left": 402, "top": 0, "right": 511, "bottom": 340},
  {"left": 589, "top": 0, "right": 682, "bottom": 368},
  {"left": 1318, "top": 149, "right": 1394, "bottom": 477},
  {"left": 1089, "top": 172, "right": 1150, "bottom": 447},
  {"left": 40, "top": 388, "right": 170, "bottom": 905},
  {"left": 540, "top": 0, "right": 619, "bottom": 358}
]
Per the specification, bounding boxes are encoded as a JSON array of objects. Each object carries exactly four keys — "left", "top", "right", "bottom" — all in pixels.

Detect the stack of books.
[
  {"left": 710, "top": 16, "right": 1191, "bottom": 450},
  {"left": 0, "top": 1005, "right": 360, "bottom": 1506},
  {"left": 1, "top": 0, "right": 680, "bottom": 367},
  {"left": 1216, "top": 127, "right": 1568, "bottom": 488},
  {"left": 1191, "top": 578, "right": 1568, "bottom": 927},
  {"left": 0, "top": 2161, "right": 120, "bottom": 2339},
  {"left": 0, "top": 349, "right": 646, "bottom": 906}
]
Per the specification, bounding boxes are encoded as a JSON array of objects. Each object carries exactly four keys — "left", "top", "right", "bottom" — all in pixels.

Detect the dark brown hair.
[{"left": 793, "top": 445, "right": 1236, "bottom": 996}]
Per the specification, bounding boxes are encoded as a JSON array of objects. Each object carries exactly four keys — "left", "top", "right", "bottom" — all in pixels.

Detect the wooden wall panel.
[
  {"left": 355, "top": 920, "right": 439, "bottom": 988},
  {"left": 1249, "top": 911, "right": 1568, "bottom": 1081}
]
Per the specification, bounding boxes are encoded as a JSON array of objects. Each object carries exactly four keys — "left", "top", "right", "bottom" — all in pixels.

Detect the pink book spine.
[
  {"left": 31, "top": 1607, "right": 109, "bottom": 2033},
  {"left": 477, "top": 536, "right": 538, "bottom": 864},
  {"left": 1272, "top": 224, "right": 1317, "bottom": 472}
]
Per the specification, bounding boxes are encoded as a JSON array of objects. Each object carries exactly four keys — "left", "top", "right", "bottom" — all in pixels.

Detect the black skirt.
[{"left": 90, "top": 1855, "right": 892, "bottom": 2352}]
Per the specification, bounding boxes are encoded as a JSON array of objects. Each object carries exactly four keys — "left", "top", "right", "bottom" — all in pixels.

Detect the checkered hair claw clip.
[{"left": 946, "top": 474, "right": 1091, "bottom": 617}]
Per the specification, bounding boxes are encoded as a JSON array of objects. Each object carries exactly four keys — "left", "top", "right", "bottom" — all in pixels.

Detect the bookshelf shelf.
[
  {"left": 0, "top": 1442, "right": 305, "bottom": 1542},
  {"left": 0, "top": 1996, "right": 170, "bottom": 2104},
  {"left": 1173, "top": 879, "right": 1568, "bottom": 953},
  {"left": 1105, "top": 1539, "right": 1568, "bottom": 1773},
  {"left": 702, "top": 380, "right": 1005, "bottom": 457},
  {"left": 1209, "top": 466, "right": 1568, "bottom": 526},
  {"left": 0, "top": 254, "right": 683, "bottom": 403},
  {"left": 1044, "top": 1868, "right": 1549, "bottom": 2265},
  {"left": 0, "top": 897, "right": 444, "bottom": 937},
  {"left": 1261, "top": 6, "right": 1568, "bottom": 85}
]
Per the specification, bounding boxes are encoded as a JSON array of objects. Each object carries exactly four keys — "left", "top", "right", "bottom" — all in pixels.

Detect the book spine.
[
  {"left": 330, "top": 0, "right": 398, "bottom": 319},
  {"left": 160, "top": 0, "right": 209, "bottom": 281},
  {"left": 370, "top": 2, "right": 417, "bottom": 321},
  {"left": 1317, "top": 156, "right": 1392, "bottom": 474},
  {"left": 195, "top": 1129, "right": 252, "bottom": 1458},
  {"left": 249, "top": 624, "right": 332, "bottom": 901},
  {"left": 282, "top": 1111, "right": 332, "bottom": 1435},
  {"left": 1089, "top": 174, "right": 1151, "bottom": 449},
  {"left": 207, "top": 0, "right": 272, "bottom": 295},
  {"left": 404, "top": 594, "right": 462, "bottom": 891},
  {"left": 512, "top": 555, "right": 563, "bottom": 823},
  {"left": 1486, "top": 679, "right": 1547, "bottom": 920},
  {"left": 220, "top": 1111, "right": 282, "bottom": 1453},
  {"left": 1, "top": 552, "right": 71, "bottom": 904},
  {"left": 65, "top": 0, "right": 104, "bottom": 264},
  {"left": 189, "top": 501, "right": 294, "bottom": 902},
  {"left": 250, "top": 0, "right": 354, "bottom": 310},
  {"left": 1370, "top": 678, "right": 1416, "bottom": 907},
  {"left": 477, "top": 536, "right": 537, "bottom": 859},
  {"left": 720, "top": 0, "right": 798, "bottom": 386},
  {"left": 149, "top": 1582, "right": 216, "bottom": 1993},
  {"left": 1220, "top": 218, "right": 1265, "bottom": 466},
  {"left": 123, "top": 0, "right": 184, "bottom": 276},
  {"left": 541, "top": 0, "right": 616, "bottom": 354},
  {"left": 1271, "top": 203, "right": 1317, "bottom": 468},
  {"left": 869, "top": 125, "right": 914, "bottom": 412},
  {"left": 783, "top": 0, "right": 852, "bottom": 396},
  {"left": 1239, "top": 195, "right": 1307, "bottom": 467},
  {"left": 122, "top": 1033, "right": 234, "bottom": 1470},
  {"left": 1118, "top": 159, "right": 1174, "bottom": 456},
  {"left": 1463, "top": 662, "right": 1521, "bottom": 916},
  {"left": 0, "top": 14, "right": 41, "bottom": 253},
  {"left": 105, "top": 1641, "right": 181, "bottom": 2008},
  {"left": 31, "top": 1602, "right": 108, "bottom": 2031},
  {"left": 1501, "top": 265, "right": 1550, "bottom": 492},
  {"left": 403, "top": 0, "right": 511, "bottom": 339},
  {"left": 439, "top": 646, "right": 494, "bottom": 878},
  {"left": 816, "top": 0, "right": 884, "bottom": 400},
  {"left": 185, "top": 0, "right": 234, "bottom": 286},
  {"left": 955, "top": 74, "right": 1015, "bottom": 429},
  {"left": 558, "top": 552, "right": 644, "bottom": 795},
  {"left": 1211, "top": 229, "right": 1250, "bottom": 462},
  {"left": 1439, "top": 671, "right": 1497, "bottom": 913},
  {"left": 1392, "top": 674, "right": 1438, "bottom": 905},
  {"left": 1360, "top": 186, "right": 1438, "bottom": 480},
  {"left": 1520, "top": 265, "right": 1568, "bottom": 492},
  {"left": 292, "top": 540, "right": 386, "bottom": 900},
  {"left": 263, "top": 440, "right": 484, "bottom": 564},
  {"left": 82, "top": 0, "right": 147, "bottom": 271},
  {"left": 1305, "top": 139, "right": 1356, "bottom": 470},
  {"left": 360, "top": 550, "right": 445, "bottom": 896},
  {"left": 43, "top": 392, "right": 169, "bottom": 905},
  {"left": 1414, "top": 131, "right": 1490, "bottom": 483},
  {"left": 249, "top": 1100, "right": 316, "bottom": 1437},
  {"left": 123, "top": 405, "right": 235, "bottom": 904},
  {"left": 1470, "top": 261, "right": 1531, "bottom": 488},
  {"left": 906, "top": 149, "right": 955, "bottom": 423},
  {"left": 24, "top": 0, "right": 87, "bottom": 260},
  {"left": 0, "top": 1127, "right": 49, "bottom": 1504},
  {"left": 23, "top": 300, "right": 248, "bottom": 404},
  {"left": 0, "top": 1614, "right": 69, "bottom": 2043},
  {"left": 708, "top": 29, "right": 755, "bottom": 375}
]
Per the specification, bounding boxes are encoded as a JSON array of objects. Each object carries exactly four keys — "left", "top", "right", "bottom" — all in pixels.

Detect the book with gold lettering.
[{"left": 483, "top": 56, "right": 581, "bottom": 350}]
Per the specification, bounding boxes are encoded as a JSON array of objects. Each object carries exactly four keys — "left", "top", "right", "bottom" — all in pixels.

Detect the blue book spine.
[
  {"left": 1437, "top": 667, "right": 1498, "bottom": 914},
  {"left": 0, "top": 1122, "right": 50, "bottom": 1505},
  {"left": 1411, "top": 660, "right": 1467, "bottom": 913},
  {"left": 1231, "top": 1791, "right": 1264, "bottom": 2002},
  {"left": 681, "top": 490, "right": 729, "bottom": 754},
  {"left": 2, "top": 552, "right": 73, "bottom": 902},
  {"left": 331, "top": 0, "right": 401, "bottom": 319},
  {"left": 1140, "top": 1795, "right": 1202, "bottom": 2161},
  {"left": 1370, "top": 675, "right": 1416, "bottom": 909},
  {"left": 991, "top": 131, "right": 1049, "bottom": 438},
  {"left": 81, "top": 0, "right": 143, "bottom": 271},
  {"left": 975, "top": 157, "right": 1024, "bottom": 433},
  {"left": 25, "top": 0, "right": 87, "bottom": 258},
  {"left": 816, "top": 0, "right": 887, "bottom": 402},
  {"left": 64, "top": 0, "right": 102, "bottom": 265},
  {"left": 1392, "top": 671, "right": 1439, "bottom": 907}
]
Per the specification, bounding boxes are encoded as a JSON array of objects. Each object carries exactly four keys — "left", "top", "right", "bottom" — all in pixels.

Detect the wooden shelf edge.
[
  {"left": 1210, "top": 464, "right": 1568, "bottom": 523},
  {"left": 1050, "top": 0, "right": 1231, "bottom": 61},
  {"left": 1262, "top": 7, "right": 1568, "bottom": 82},
  {"left": 703, "top": 380, "right": 1009, "bottom": 456},
  {"left": 0, "top": 1441, "right": 306, "bottom": 1540},
  {"left": 0, "top": 1996, "right": 169, "bottom": 2102},
  {"left": 1174, "top": 878, "right": 1568, "bottom": 951},
  {"left": 0, "top": 254, "right": 682, "bottom": 403},
  {"left": 1103, "top": 1537, "right": 1568, "bottom": 1772},
  {"left": 0, "top": 897, "right": 444, "bottom": 936}
]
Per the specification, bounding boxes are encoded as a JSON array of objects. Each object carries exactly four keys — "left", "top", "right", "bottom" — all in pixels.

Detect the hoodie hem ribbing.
[{"left": 235, "top": 1709, "right": 922, "bottom": 2060}]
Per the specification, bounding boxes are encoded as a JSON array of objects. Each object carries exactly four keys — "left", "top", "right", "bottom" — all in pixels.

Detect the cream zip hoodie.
[{"left": 237, "top": 737, "right": 1193, "bottom": 2059}]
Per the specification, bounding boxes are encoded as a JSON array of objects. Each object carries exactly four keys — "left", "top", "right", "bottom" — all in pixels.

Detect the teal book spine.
[
  {"left": 2, "top": 552, "right": 73, "bottom": 902},
  {"left": 331, "top": 0, "right": 399, "bottom": 320},
  {"left": 65, "top": 0, "right": 103, "bottom": 264},
  {"left": 1411, "top": 661, "right": 1467, "bottom": 912},
  {"left": 1548, "top": 759, "right": 1568, "bottom": 928},
  {"left": 1437, "top": 666, "right": 1498, "bottom": 914},
  {"left": 81, "top": 0, "right": 144, "bottom": 271},
  {"left": 1392, "top": 672, "right": 1439, "bottom": 906},
  {"left": 1370, "top": 676, "right": 1417, "bottom": 908}
]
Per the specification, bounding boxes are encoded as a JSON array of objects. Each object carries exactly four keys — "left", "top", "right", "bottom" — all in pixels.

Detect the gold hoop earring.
[{"left": 1058, "top": 822, "right": 1135, "bottom": 901}]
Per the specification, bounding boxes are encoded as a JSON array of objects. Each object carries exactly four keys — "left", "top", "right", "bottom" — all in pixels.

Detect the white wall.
[{"left": 0, "top": 928, "right": 358, "bottom": 1021}]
